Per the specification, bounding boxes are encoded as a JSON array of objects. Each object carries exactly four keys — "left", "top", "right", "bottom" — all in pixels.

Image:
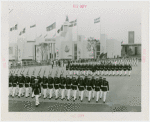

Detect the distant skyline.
[{"left": 9, "top": 2, "right": 141, "bottom": 44}]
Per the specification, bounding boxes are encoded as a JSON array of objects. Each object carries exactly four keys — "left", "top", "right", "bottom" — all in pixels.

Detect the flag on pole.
[
  {"left": 10, "top": 24, "right": 18, "bottom": 31},
  {"left": 69, "top": 19, "right": 77, "bottom": 27},
  {"left": 46, "top": 22, "right": 56, "bottom": 31},
  {"left": 30, "top": 24, "right": 36, "bottom": 28},
  {"left": 44, "top": 34, "right": 47, "bottom": 38},
  {"left": 94, "top": 17, "right": 100, "bottom": 24}
]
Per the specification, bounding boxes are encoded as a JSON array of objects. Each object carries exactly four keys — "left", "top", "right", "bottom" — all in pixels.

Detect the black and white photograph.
[
  {"left": 7, "top": 1, "right": 142, "bottom": 112},
  {"left": 1, "top": 1, "right": 149, "bottom": 120}
]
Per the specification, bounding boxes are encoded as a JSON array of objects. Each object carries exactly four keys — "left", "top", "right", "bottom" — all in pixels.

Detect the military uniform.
[
  {"left": 78, "top": 76, "right": 85, "bottom": 102},
  {"left": 42, "top": 76, "right": 48, "bottom": 99},
  {"left": 9, "top": 74, "right": 13, "bottom": 96},
  {"left": 127, "top": 65, "right": 132, "bottom": 76},
  {"left": 18, "top": 74, "right": 25, "bottom": 97},
  {"left": 12, "top": 74, "right": 18, "bottom": 97},
  {"left": 91, "top": 76, "right": 96, "bottom": 99},
  {"left": 100, "top": 78, "right": 109, "bottom": 103},
  {"left": 31, "top": 75, "right": 36, "bottom": 98},
  {"left": 48, "top": 75, "right": 54, "bottom": 99},
  {"left": 115, "top": 64, "right": 119, "bottom": 75},
  {"left": 25, "top": 74, "right": 30, "bottom": 97},
  {"left": 66, "top": 75, "right": 72, "bottom": 100},
  {"left": 54, "top": 75, "right": 60, "bottom": 100},
  {"left": 123, "top": 64, "right": 127, "bottom": 75},
  {"left": 95, "top": 76, "right": 101, "bottom": 102},
  {"left": 71, "top": 75, "right": 78, "bottom": 101},
  {"left": 60, "top": 75, "right": 66, "bottom": 100},
  {"left": 119, "top": 64, "right": 123, "bottom": 76},
  {"left": 33, "top": 79, "right": 40, "bottom": 107},
  {"left": 86, "top": 75, "right": 93, "bottom": 102},
  {"left": 37, "top": 75, "right": 42, "bottom": 97}
]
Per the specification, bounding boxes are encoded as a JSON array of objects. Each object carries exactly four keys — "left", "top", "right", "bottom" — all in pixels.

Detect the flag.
[
  {"left": 46, "top": 22, "right": 56, "bottom": 31},
  {"left": 30, "top": 24, "right": 36, "bottom": 28},
  {"left": 94, "top": 17, "right": 100, "bottom": 24},
  {"left": 61, "top": 25, "right": 63, "bottom": 31},
  {"left": 15, "top": 24, "right": 17, "bottom": 30},
  {"left": 57, "top": 29, "right": 60, "bottom": 33},
  {"left": 44, "top": 34, "right": 47, "bottom": 38},
  {"left": 10, "top": 28, "right": 12, "bottom": 31},
  {"left": 69, "top": 19, "right": 77, "bottom": 27},
  {"left": 19, "top": 32, "right": 21, "bottom": 36},
  {"left": 22, "top": 28, "right": 26, "bottom": 33}
]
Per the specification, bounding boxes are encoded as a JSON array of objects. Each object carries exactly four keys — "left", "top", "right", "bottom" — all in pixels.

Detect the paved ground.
[{"left": 9, "top": 63, "right": 141, "bottom": 112}]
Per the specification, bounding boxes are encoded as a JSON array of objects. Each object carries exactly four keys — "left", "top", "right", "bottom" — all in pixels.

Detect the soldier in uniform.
[
  {"left": 66, "top": 64, "right": 69, "bottom": 75},
  {"left": 60, "top": 73, "right": 66, "bottom": 100},
  {"left": 42, "top": 75, "right": 48, "bottom": 99},
  {"left": 31, "top": 74, "right": 36, "bottom": 98},
  {"left": 128, "top": 64, "right": 132, "bottom": 76},
  {"left": 25, "top": 73, "right": 30, "bottom": 98},
  {"left": 54, "top": 72, "right": 60, "bottom": 100},
  {"left": 100, "top": 78, "right": 109, "bottom": 103},
  {"left": 115, "top": 64, "right": 119, "bottom": 76},
  {"left": 12, "top": 74, "right": 18, "bottom": 97},
  {"left": 48, "top": 73, "right": 54, "bottom": 99},
  {"left": 91, "top": 75, "right": 96, "bottom": 99},
  {"left": 119, "top": 64, "right": 123, "bottom": 76},
  {"left": 95, "top": 76, "right": 101, "bottom": 103},
  {"left": 86, "top": 74, "right": 93, "bottom": 102},
  {"left": 71, "top": 75, "right": 78, "bottom": 102},
  {"left": 33, "top": 79, "right": 40, "bottom": 107},
  {"left": 9, "top": 73, "right": 13, "bottom": 97},
  {"left": 18, "top": 73, "right": 25, "bottom": 98},
  {"left": 84, "top": 74, "right": 88, "bottom": 98},
  {"left": 37, "top": 74, "right": 42, "bottom": 97},
  {"left": 123, "top": 64, "right": 127, "bottom": 76},
  {"left": 104, "top": 64, "right": 107, "bottom": 76},
  {"left": 66, "top": 75, "right": 72, "bottom": 101},
  {"left": 78, "top": 75, "right": 85, "bottom": 102}
]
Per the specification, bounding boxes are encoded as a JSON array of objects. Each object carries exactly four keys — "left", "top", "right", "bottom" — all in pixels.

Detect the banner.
[
  {"left": 30, "top": 24, "right": 36, "bottom": 28},
  {"left": 94, "top": 17, "right": 100, "bottom": 24}
]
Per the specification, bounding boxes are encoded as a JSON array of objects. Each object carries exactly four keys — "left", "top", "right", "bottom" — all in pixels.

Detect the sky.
[{"left": 8, "top": 2, "right": 141, "bottom": 44}]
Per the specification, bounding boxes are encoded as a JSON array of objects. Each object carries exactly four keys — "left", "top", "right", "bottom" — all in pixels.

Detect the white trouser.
[
  {"left": 88, "top": 91, "right": 92, "bottom": 101},
  {"left": 18, "top": 87, "right": 23, "bottom": 97},
  {"left": 49, "top": 89, "right": 53, "bottom": 98},
  {"left": 25, "top": 88, "right": 29, "bottom": 97},
  {"left": 32, "top": 92, "right": 35, "bottom": 97},
  {"left": 55, "top": 89, "right": 59, "bottom": 98},
  {"left": 86, "top": 89, "right": 88, "bottom": 98},
  {"left": 67, "top": 89, "right": 71, "bottom": 99},
  {"left": 9, "top": 87, "right": 12, "bottom": 96},
  {"left": 73, "top": 90, "right": 77, "bottom": 100},
  {"left": 12, "top": 87, "right": 16, "bottom": 97},
  {"left": 43, "top": 89, "right": 47, "bottom": 98},
  {"left": 61, "top": 89, "right": 65, "bottom": 99},
  {"left": 124, "top": 71, "right": 126, "bottom": 75},
  {"left": 113, "top": 71, "right": 115, "bottom": 75},
  {"left": 35, "top": 95, "right": 39, "bottom": 105},
  {"left": 101, "top": 71, "right": 103, "bottom": 75},
  {"left": 92, "top": 89, "right": 95, "bottom": 98},
  {"left": 96, "top": 91, "right": 100, "bottom": 101},
  {"left": 16, "top": 85, "right": 19, "bottom": 95},
  {"left": 81, "top": 91, "right": 84, "bottom": 100},
  {"left": 128, "top": 71, "right": 131, "bottom": 75},
  {"left": 105, "top": 71, "right": 108, "bottom": 75},
  {"left": 97, "top": 71, "right": 100, "bottom": 75},
  {"left": 100, "top": 91, "right": 107, "bottom": 102},
  {"left": 120, "top": 70, "right": 122, "bottom": 75}
]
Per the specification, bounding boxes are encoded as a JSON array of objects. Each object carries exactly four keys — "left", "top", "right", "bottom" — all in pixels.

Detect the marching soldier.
[
  {"left": 123, "top": 64, "right": 127, "bottom": 76},
  {"left": 9, "top": 73, "right": 13, "bottom": 97},
  {"left": 66, "top": 75, "right": 72, "bottom": 101},
  {"left": 71, "top": 75, "right": 78, "bottom": 102},
  {"left": 33, "top": 79, "right": 40, "bottom": 107},
  {"left": 12, "top": 74, "right": 18, "bottom": 97},
  {"left": 119, "top": 64, "right": 123, "bottom": 76},
  {"left": 128, "top": 64, "right": 132, "bottom": 76},
  {"left": 48, "top": 72, "right": 54, "bottom": 99},
  {"left": 95, "top": 76, "right": 101, "bottom": 103},
  {"left": 100, "top": 78, "right": 109, "bottom": 103},
  {"left": 104, "top": 64, "right": 107, "bottom": 76},
  {"left": 54, "top": 72, "right": 60, "bottom": 100},
  {"left": 37, "top": 75, "right": 42, "bottom": 97},
  {"left": 31, "top": 74, "right": 36, "bottom": 98},
  {"left": 42, "top": 75, "right": 48, "bottom": 99},
  {"left": 60, "top": 73, "right": 66, "bottom": 100},
  {"left": 91, "top": 75, "right": 96, "bottom": 99},
  {"left": 115, "top": 64, "right": 119, "bottom": 76},
  {"left": 86, "top": 74, "right": 93, "bottom": 102},
  {"left": 78, "top": 75, "right": 86, "bottom": 102},
  {"left": 25, "top": 73, "right": 30, "bottom": 98},
  {"left": 18, "top": 73, "right": 25, "bottom": 98}
]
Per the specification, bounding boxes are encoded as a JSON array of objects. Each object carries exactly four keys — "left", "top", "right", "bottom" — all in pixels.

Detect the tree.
[
  {"left": 87, "top": 37, "right": 100, "bottom": 59},
  {"left": 39, "top": 43, "right": 48, "bottom": 61}
]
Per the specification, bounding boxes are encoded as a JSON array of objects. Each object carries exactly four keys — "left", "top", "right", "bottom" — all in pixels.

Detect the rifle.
[
  {"left": 43, "top": 68, "right": 46, "bottom": 76},
  {"left": 32, "top": 68, "right": 36, "bottom": 75},
  {"left": 38, "top": 68, "right": 42, "bottom": 75},
  {"left": 26, "top": 69, "right": 29, "bottom": 75}
]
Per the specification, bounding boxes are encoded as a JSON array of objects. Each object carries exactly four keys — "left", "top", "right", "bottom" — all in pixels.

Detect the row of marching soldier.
[{"left": 9, "top": 68, "right": 109, "bottom": 107}]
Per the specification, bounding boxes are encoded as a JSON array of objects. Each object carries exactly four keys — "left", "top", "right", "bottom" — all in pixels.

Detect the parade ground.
[{"left": 9, "top": 63, "right": 141, "bottom": 112}]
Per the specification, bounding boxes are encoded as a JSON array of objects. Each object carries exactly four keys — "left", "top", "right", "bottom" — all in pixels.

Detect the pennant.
[
  {"left": 69, "top": 19, "right": 77, "bottom": 27},
  {"left": 15, "top": 24, "right": 17, "bottom": 30},
  {"left": 94, "top": 17, "right": 100, "bottom": 24},
  {"left": 57, "top": 29, "right": 60, "bottom": 33},
  {"left": 10, "top": 28, "right": 12, "bottom": 31},
  {"left": 60, "top": 25, "right": 63, "bottom": 31},
  {"left": 30, "top": 24, "right": 36, "bottom": 28},
  {"left": 23, "top": 28, "right": 26, "bottom": 33}
]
